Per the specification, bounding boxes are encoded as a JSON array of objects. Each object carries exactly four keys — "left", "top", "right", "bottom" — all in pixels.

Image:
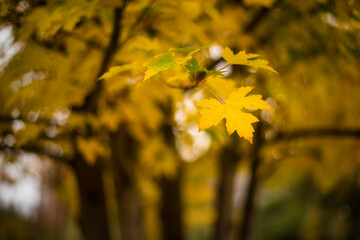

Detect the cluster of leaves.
[{"left": 134, "top": 46, "right": 275, "bottom": 142}]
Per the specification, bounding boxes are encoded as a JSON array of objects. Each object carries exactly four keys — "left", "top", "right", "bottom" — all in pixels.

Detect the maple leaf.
[
  {"left": 221, "top": 47, "right": 277, "bottom": 73},
  {"left": 196, "top": 86, "right": 272, "bottom": 143}
]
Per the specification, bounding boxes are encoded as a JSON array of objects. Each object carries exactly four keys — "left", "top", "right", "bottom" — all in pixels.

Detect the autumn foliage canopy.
[{"left": 1, "top": 0, "right": 360, "bottom": 240}]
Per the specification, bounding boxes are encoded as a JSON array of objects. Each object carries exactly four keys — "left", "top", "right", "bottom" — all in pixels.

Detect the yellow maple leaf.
[
  {"left": 196, "top": 86, "right": 271, "bottom": 143},
  {"left": 221, "top": 47, "right": 277, "bottom": 73}
]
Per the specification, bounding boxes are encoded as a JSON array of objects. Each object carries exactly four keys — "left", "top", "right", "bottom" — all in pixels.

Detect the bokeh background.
[{"left": 1, "top": 0, "right": 360, "bottom": 239}]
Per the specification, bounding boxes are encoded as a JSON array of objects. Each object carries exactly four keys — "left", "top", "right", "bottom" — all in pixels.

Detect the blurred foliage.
[{"left": 0, "top": 0, "right": 360, "bottom": 240}]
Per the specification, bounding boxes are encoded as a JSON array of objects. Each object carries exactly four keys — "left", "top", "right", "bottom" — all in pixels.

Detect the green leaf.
[
  {"left": 143, "top": 48, "right": 201, "bottom": 82},
  {"left": 184, "top": 58, "right": 200, "bottom": 74},
  {"left": 143, "top": 53, "right": 176, "bottom": 82}
]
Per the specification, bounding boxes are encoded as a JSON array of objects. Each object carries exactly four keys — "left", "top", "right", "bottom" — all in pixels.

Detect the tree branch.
[
  {"left": 244, "top": 0, "right": 281, "bottom": 33},
  {"left": 98, "top": 7, "right": 127, "bottom": 76},
  {"left": 271, "top": 128, "right": 360, "bottom": 144},
  {"left": 79, "top": 4, "right": 128, "bottom": 114},
  {"left": 0, "top": 145, "right": 71, "bottom": 165},
  {"left": 0, "top": 115, "right": 13, "bottom": 124},
  {"left": 120, "top": 0, "right": 156, "bottom": 47},
  {"left": 77, "top": 0, "right": 155, "bottom": 114}
]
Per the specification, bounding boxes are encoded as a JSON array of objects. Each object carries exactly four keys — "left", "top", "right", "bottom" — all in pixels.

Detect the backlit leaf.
[
  {"left": 196, "top": 86, "right": 271, "bottom": 143},
  {"left": 143, "top": 47, "right": 201, "bottom": 82},
  {"left": 221, "top": 47, "right": 277, "bottom": 73}
]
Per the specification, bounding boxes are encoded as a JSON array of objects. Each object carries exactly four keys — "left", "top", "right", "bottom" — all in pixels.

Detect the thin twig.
[
  {"left": 218, "top": 64, "right": 230, "bottom": 71},
  {"left": 197, "top": 85, "right": 225, "bottom": 104}
]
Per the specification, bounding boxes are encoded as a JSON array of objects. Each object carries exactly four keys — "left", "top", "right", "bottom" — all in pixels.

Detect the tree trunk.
[
  {"left": 347, "top": 169, "right": 360, "bottom": 240},
  {"left": 158, "top": 102, "right": 184, "bottom": 240},
  {"left": 72, "top": 153, "right": 110, "bottom": 240},
  {"left": 159, "top": 168, "right": 184, "bottom": 240},
  {"left": 213, "top": 137, "right": 241, "bottom": 240},
  {"left": 238, "top": 123, "right": 264, "bottom": 240},
  {"left": 110, "top": 126, "right": 146, "bottom": 240}
]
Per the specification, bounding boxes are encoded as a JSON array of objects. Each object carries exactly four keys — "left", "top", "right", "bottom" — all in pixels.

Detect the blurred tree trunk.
[
  {"left": 71, "top": 6, "right": 129, "bottom": 240},
  {"left": 348, "top": 169, "right": 360, "bottom": 240},
  {"left": 110, "top": 126, "right": 146, "bottom": 240},
  {"left": 159, "top": 169, "right": 184, "bottom": 240},
  {"left": 159, "top": 105, "right": 184, "bottom": 240},
  {"left": 213, "top": 136, "right": 241, "bottom": 240},
  {"left": 238, "top": 123, "right": 264, "bottom": 240},
  {"left": 72, "top": 153, "right": 110, "bottom": 240}
]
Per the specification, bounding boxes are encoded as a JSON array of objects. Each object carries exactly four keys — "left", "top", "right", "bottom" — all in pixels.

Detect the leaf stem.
[
  {"left": 218, "top": 64, "right": 230, "bottom": 71},
  {"left": 198, "top": 85, "right": 226, "bottom": 104}
]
